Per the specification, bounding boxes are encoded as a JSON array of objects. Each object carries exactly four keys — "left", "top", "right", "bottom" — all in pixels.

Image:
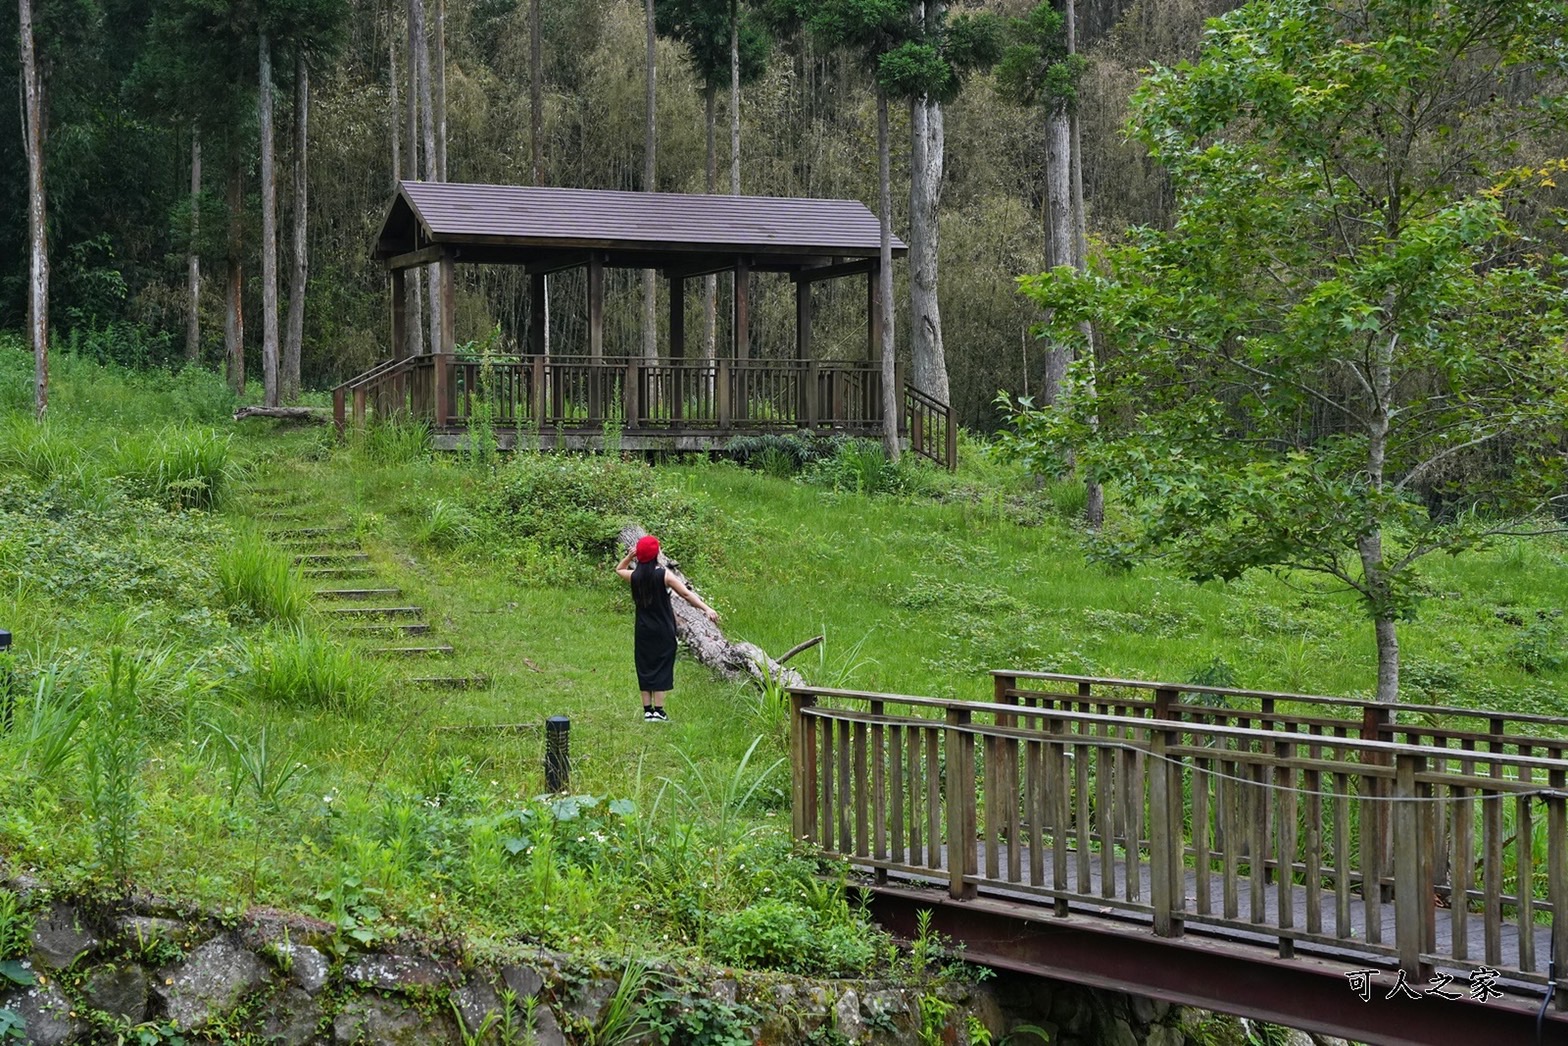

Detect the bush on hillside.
[{"left": 478, "top": 455, "right": 720, "bottom": 568}]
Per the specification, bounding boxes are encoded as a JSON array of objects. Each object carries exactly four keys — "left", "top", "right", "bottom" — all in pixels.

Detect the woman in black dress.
[{"left": 615, "top": 535, "right": 718, "bottom": 722}]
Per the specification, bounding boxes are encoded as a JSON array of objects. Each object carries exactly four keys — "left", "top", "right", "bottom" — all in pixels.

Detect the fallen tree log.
[
  {"left": 618, "top": 524, "right": 806, "bottom": 690},
  {"left": 232, "top": 405, "right": 333, "bottom": 423}
]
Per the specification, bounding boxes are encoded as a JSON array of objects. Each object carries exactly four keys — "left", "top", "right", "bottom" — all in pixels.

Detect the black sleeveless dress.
[{"left": 632, "top": 567, "right": 678, "bottom": 691}]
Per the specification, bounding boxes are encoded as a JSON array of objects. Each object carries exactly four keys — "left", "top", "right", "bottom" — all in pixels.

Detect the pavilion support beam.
[
  {"left": 388, "top": 244, "right": 445, "bottom": 270},
  {"left": 529, "top": 273, "right": 547, "bottom": 356},
  {"left": 670, "top": 275, "right": 686, "bottom": 359},
  {"left": 390, "top": 267, "right": 408, "bottom": 361},
  {"left": 790, "top": 258, "right": 876, "bottom": 284},
  {"left": 798, "top": 280, "right": 817, "bottom": 428},
  {"left": 867, "top": 261, "right": 883, "bottom": 362},
  {"left": 733, "top": 256, "right": 751, "bottom": 361},
  {"left": 438, "top": 248, "right": 456, "bottom": 355},
  {"left": 588, "top": 252, "right": 604, "bottom": 359}
]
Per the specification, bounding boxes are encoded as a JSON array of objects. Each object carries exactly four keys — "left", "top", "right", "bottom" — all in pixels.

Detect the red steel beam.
[{"left": 862, "top": 885, "right": 1568, "bottom": 1046}]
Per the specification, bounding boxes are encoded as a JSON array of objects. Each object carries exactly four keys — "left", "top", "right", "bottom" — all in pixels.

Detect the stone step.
[
  {"left": 270, "top": 526, "right": 350, "bottom": 538},
  {"left": 345, "top": 622, "right": 431, "bottom": 638},
  {"left": 294, "top": 552, "right": 370, "bottom": 565},
  {"left": 313, "top": 588, "right": 403, "bottom": 601},
  {"left": 323, "top": 605, "right": 423, "bottom": 619},
  {"left": 408, "top": 675, "right": 490, "bottom": 690},
  {"left": 372, "top": 645, "right": 455, "bottom": 658},
  {"left": 278, "top": 537, "right": 363, "bottom": 551},
  {"left": 302, "top": 566, "right": 376, "bottom": 579}
]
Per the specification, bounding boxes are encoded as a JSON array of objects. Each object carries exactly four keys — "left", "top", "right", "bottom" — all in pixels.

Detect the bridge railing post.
[
  {"left": 1551, "top": 768, "right": 1568, "bottom": 1010},
  {"left": 790, "top": 690, "right": 818, "bottom": 844},
  {"left": 1150, "top": 725, "right": 1185, "bottom": 938},
  {"left": 946, "top": 707, "right": 977, "bottom": 900},
  {"left": 1393, "top": 751, "right": 1433, "bottom": 979}
]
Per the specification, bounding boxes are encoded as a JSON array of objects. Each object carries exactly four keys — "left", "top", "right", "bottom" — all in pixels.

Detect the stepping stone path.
[{"left": 244, "top": 484, "right": 489, "bottom": 692}]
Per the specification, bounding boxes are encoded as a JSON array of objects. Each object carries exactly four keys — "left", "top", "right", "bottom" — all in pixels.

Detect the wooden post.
[
  {"left": 438, "top": 248, "right": 456, "bottom": 356},
  {"left": 804, "top": 360, "right": 819, "bottom": 430},
  {"left": 867, "top": 262, "right": 882, "bottom": 362},
  {"left": 529, "top": 272, "right": 547, "bottom": 356},
  {"left": 1393, "top": 752, "right": 1428, "bottom": 978},
  {"left": 733, "top": 256, "right": 750, "bottom": 361},
  {"left": 353, "top": 386, "right": 367, "bottom": 431},
  {"left": 333, "top": 386, "right": 346, "bottom": 438},
  {"left": 717, "top": 357, "right": 731, "bottom": 429},
  {"left": 894, "top": 362, "right": 907, "bottom": 435},
  {"left": 531, "top": 354, "right": 546, "bottom": 428},
  {"left": 390, "top": 267, "right": 407, "bottom": 361},
  {"left": 669, "top": 275, "right": 685, "bottom": 359},
  {"left": 795, "top": 279, "right": 812, "bottom": 361},
  {"left": 624, "top": 360, "right": 639, "bottom": 430},
  {"left": 1150, "top": 725, "right": 1183, "bottom": 937},
  {"left": 993, "top": 672, "right": 1017, "bottom": 706},
  {"left": 1551, "top": 768, "right": 1568, "bottom": 1009},
  {"left": 433, "top": 352, "right": 450, "bottom": 429},
  {"left": 588, "top": 253, "right": 604, "bottom": 359},
  {"left": 945, "top": 400, "right": 958, "bottom": 471},
  {"left": 945, "top": 707, "right": 977, "bottom": 900},
  {"left": 791, "top": 691, "right": 818, "bottom": 842}
]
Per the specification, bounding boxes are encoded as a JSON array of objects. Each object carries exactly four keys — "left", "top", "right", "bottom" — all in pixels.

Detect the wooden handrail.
[{"left": 790, "top": 681, "right": 1568, "bottom": 993}]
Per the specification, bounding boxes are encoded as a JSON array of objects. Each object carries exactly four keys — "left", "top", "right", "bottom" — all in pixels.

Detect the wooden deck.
[
  {"left": 790, "top": 676, "right": 1568, "bottom": 1044},
  {"left": 331, "top": 353, "right": 957, "bottom": 468}
]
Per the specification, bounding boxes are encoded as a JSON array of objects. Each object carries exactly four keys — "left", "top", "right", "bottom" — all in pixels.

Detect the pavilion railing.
[
  {"left": 790, "top": 682, "right": 1568, "bottom": 994},
  {"left": 333, "top": 353, "right": 957, "bottom": 468}
]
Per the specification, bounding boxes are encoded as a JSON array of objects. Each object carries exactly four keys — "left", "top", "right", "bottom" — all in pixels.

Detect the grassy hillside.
[{"left": 2, "top": 339, "right": 1565, "bottom": 986}]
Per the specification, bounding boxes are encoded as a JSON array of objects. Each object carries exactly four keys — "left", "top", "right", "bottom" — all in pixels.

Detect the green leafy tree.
[{"left": 1011, "top": 0, "right": 1568, "bottom": 702}]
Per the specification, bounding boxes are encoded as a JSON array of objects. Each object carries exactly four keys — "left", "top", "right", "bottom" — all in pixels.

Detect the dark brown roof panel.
[{"left": 395, "top": 181, "right": 906, "bottom": 256}]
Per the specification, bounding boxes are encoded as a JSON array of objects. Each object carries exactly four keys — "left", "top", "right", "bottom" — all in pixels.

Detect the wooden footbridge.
[{"left": 788, "top": 673, "right": 1568, "bottom": 1046}]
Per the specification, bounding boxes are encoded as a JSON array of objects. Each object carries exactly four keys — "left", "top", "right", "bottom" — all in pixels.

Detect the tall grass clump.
[
  {"left": 218, "top": 531, "right": 310, "bottom": 625},
  {"left": 0, "top": 417, "right": 84, "bottom": 482},
  {"left": 355, "top": 416, "right": 431, "bottom": 465},
  {"left": 243, "top": 626, "right": 377, "bottom": 715},
  {"left": 113, "top": 428, "right": 233, "bottom": 509}
]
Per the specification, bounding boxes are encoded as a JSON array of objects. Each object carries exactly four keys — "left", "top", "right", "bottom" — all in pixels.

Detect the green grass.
[{"left": 3, "top": 335, "right": 1568, "bottom": 985}]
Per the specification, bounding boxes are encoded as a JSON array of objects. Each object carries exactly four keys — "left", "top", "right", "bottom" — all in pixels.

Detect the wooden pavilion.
[{"left": 333, "top": 181, "right": 956, "bottom": 467}]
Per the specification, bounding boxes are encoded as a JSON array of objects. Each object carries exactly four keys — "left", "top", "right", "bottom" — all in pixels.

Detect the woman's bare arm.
[
  {"left": 615, "top": 549, "right": 635, "bottom": 581},
  {"left": 666, "top": 573, "right": 719, "bottom": 622}
]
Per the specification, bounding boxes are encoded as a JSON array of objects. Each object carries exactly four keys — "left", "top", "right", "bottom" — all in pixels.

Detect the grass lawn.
[{"left": 3, "top": 342, "right": 1566, "bottom": 975}]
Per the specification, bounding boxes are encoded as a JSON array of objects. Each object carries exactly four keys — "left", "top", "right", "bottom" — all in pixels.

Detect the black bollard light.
[
  {"left": 544, "top": 716, "right": 571, "bottom": 793},
  {"left": 0, "top": 629, "right": 12, "bottom": 733}
]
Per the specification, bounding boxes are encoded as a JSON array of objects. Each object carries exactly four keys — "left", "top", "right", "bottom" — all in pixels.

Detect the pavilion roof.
[{"left": 374, "top": 181, "right": 906, "bottom": 266}]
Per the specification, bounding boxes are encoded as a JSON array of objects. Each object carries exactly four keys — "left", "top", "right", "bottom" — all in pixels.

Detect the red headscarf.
[{"left": 635, "top": 535, "right": 661, "bottom": 563}]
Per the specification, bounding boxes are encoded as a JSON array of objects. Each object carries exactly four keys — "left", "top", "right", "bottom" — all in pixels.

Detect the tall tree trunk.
[
  {"left": 877, "top": 92, "right": 899, "bottom": 462},
  {"left": 259, "top": 31, "right": 280, "bottom": 408},
  {"left": 186, "top": 133, "right": 202, "bottom": 365},
  {"left": 529, "top": 0, "right": 543, "bottom": 186},
  {"left": 20, "top": 0, "right": 48, "bottom": 419},
  {"left": 283, "top": 60, "right": 309, "bottom": 400},
  {"left": 729, "top": 0, "right": 740, "bottom": 195},
  {"left": 403, "top": 0, "right": 424, "bottom": 356},
  {"left": 1361, "top": 320, "right": 1399, "bottom": 702},
  {"left": 434, "top": 0, "right": 446, "bottom": 180},
  {"left": 1064, "top": 0, "right": 1103, "bottom": 527},
  {"left": 411, "top": 0, "right": 440, "bottom": 354},
  {"left": 703, "top": 84, "right": 717, "bottom": 362},
  {"left": 909, "top": 95, "right": 948, "bottom": 402},
  {"left": 389, "top": 2, "right": 400, "bottom": 191},
  {"left": 1041, "top": 106, "right": 1072, "bottom": 406},
  {"left": 642, "top": 0, "right": 657, "bottom": 359},
  {"left": 225, "top": 156, "right": 246, "bottom": 393}
]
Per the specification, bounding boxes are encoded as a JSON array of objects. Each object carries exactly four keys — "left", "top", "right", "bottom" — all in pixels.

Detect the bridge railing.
[{"left": 789, "top": 685, "right": 1568, "bottom": 991}]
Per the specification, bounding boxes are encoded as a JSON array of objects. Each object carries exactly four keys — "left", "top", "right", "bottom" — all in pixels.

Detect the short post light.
[
  {"left": 0, "top": 629, "right": 13, "bottom": 733},
  {"left": 544, "top": 716, "right": 571, "bottom": 793}
]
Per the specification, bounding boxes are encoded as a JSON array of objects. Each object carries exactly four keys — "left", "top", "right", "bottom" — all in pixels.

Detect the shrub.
[
  {"left": 0, "top": 417, "right": 82, "bottom": 483},
  {"left": 480, "top": 455, "right": 718, "bottom": 566},
  {"left": 354, "top": 416, "right": 430, "bottom": 465},
  {"left": 724, "top": 432, "right": 843, "bottom": 475}
]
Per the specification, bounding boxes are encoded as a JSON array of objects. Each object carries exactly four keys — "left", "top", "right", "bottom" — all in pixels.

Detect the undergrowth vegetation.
[{"left": 3, "top": 336, "right": 1568, "bottom": 1021}]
